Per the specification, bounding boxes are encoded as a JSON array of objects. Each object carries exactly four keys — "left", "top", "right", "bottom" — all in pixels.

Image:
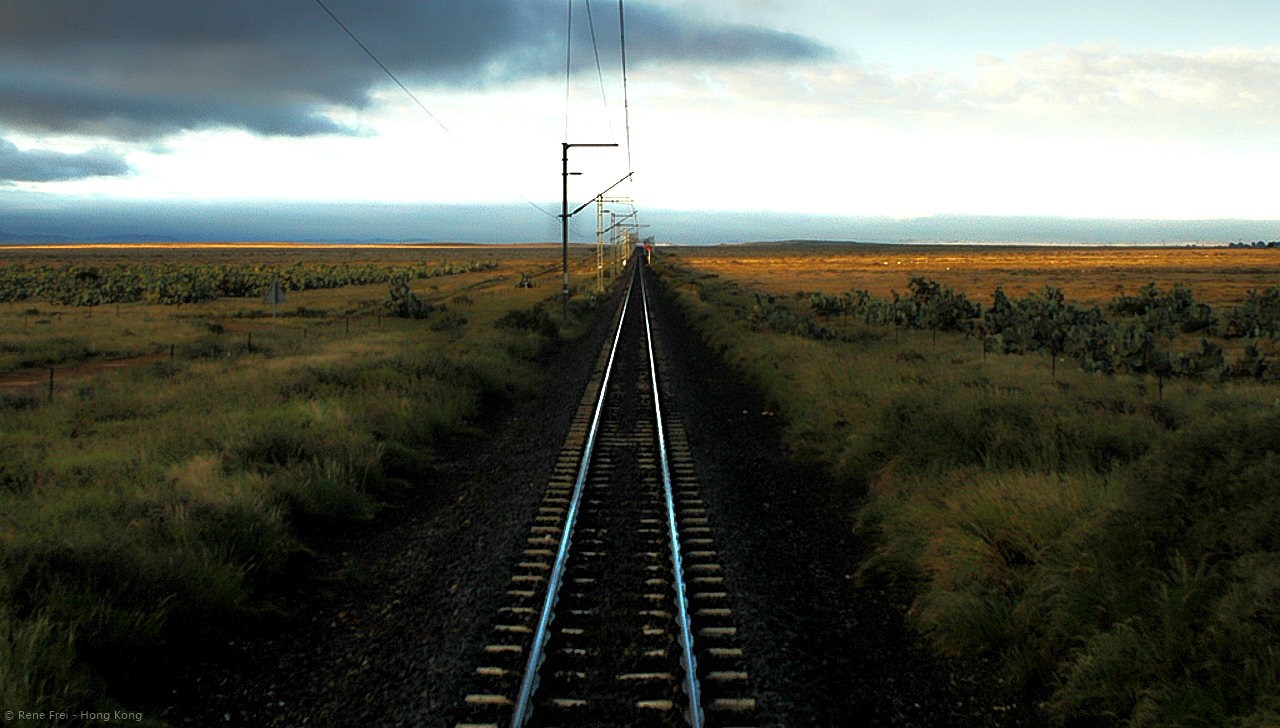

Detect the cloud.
[
  {"left": 619, "top": 3, "right": 832, "bottom": 66},
  {"left": 0, "top": 138, "right": 130, "bottom": 183},
  {"left": 650, "top": 43, "right": 1280, "bottom": 146},
  {"left": 0, "top": 0, "right": 832, "bottom": 140},
  {"left": 958, "top": 44, "right": 1280, "bottom": 130}
]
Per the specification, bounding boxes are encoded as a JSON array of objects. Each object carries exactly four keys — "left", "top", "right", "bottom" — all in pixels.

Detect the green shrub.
[
  {"left": 495, "top": 302, "right": 560, "bottom": 341},
  {"left": 430, "top": 309, "right": 468, "bottom": 331},
  {"left": 272, "top": 457, "right": 379, "bottom": 531},
  {"left": 384, "top": 276, "right": 434, "bottom": 319},
  {"left": 1103, "top": 412, "right": 1280, "bottom": 571}
]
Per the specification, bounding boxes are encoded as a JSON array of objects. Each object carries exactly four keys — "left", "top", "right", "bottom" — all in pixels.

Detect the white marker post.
[{"left": 262, "top": 279, "right": 288, "bottom": 331}]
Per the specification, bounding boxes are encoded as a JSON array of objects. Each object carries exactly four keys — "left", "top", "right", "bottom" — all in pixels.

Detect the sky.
[{"left": 1, "top": 0, "right": 1279, "bottom": 244}]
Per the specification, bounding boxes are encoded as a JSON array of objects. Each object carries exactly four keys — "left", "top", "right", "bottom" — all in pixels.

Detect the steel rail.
[
  {"left": 510, "top": 263, "right": 637, "bottom": 728},
  {"left": 640, "top": 266, "right": 705, "bottom": 728}
]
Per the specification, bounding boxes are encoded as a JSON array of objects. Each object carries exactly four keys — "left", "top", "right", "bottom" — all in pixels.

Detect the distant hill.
[
  {"left": 95, "top": 233, "right": 179, "bottom": 244},
  {"left": 0, "top": 230, "right": 80, "bottom": 244},
  {"left": 0, "top": 230, "right": 458, "bottom": 246},
  {"left": 0, "top": 230, "right": 178, "bottom": 244}
]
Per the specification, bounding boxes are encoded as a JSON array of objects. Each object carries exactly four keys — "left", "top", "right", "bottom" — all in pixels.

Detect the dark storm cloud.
[
  {"left": 0, "top": 138, "right": 129, "bottom": 182},
  {"left": 0, "top": 0, "right": 833, "bottom": 140},
  {"left": 620, "top": 4, "right": 833, "bottom": 65}
]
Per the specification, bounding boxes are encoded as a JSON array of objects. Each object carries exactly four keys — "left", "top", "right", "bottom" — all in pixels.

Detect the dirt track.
[{"left": 0, "top": 354, "right": 167, "bottom": 392}]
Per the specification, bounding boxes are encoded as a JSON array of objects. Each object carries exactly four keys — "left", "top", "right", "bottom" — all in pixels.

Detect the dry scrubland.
[
  {"left": 656, "top": 243, "right": 1280, "bottom": 728},
  {"left": 687, "top": 242, "right": 1280, "bottom": 306},
  {"left": 0, "top": 243, "right": 613, "bottom": 725}
]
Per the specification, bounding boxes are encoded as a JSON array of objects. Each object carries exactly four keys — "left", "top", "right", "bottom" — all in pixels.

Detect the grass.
[
  {"left": 656, "top": 246, "right": 1280, "bottom": 727},
  {"left": 671, "top": 242, "right": 1280, "bottom": 306},
  {"left": 0, "top": 244, "right": 618, "bottom": 724}
]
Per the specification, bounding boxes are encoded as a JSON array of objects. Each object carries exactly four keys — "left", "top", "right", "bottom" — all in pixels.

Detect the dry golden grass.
[
  {"left": 665, "top": 243, "right": 1280, "bottom": 306},
  {"left": 0, "top": 243, "right": 610, "bottom": 386}
]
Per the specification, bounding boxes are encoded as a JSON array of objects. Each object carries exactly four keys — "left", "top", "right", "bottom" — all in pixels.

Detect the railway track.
[{"left": 454, "top": 260, "right": 756, "bottom": 728}]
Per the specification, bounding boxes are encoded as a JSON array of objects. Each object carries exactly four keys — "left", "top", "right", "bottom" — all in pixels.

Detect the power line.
[
  {"left": 310, "top": 0, "right": 556, "bottom": 220},
  {"left": 564, "top": 0, "right": 573, "bottom": 142},
  {"left": 311, "top": 0, "right": 459, "bottom": 145},
  {"left": 584, "top": 0, "right": 616, "bottom": 142},
  {"left": 618, "top": 0, "right": 638, "bottom": 229},
  {"left": 619, "top": 0, "right": 633, "bottom": 176}
]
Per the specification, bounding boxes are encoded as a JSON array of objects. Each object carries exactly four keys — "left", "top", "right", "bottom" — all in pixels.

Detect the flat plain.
[
  {"left": 0, "top": 242, "right": 618, "bottom": 386},
  {"left": 666, "top": 242, "right": 1280, "bottom": 304}
]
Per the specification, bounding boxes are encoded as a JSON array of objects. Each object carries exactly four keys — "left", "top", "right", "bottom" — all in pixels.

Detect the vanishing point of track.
[{"left": 454, "top": 259, "right": 756, "bottom": 727}]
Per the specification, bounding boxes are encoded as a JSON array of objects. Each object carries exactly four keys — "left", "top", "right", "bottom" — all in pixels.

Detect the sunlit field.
[
  {"left": 655, "top": 242, "right": 1280, "bottom": 728},
  {"left": 670, "top": 242, "right": 1280, "bottom": 305},
  {"left": 0, "top": 243, "right": 612, "bottom": 388}
]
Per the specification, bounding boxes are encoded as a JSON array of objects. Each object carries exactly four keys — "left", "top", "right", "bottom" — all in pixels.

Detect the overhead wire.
[
  {"left": 574, "top": 0, "right": 639, "bottom": 230},
  {"left": 562, "top": 0, "right": 587, "bottom": 240},
  {"left": 311, "top": 0, "right": 459, "bottom": 145},
  {"left": 615, "top": 0, "right": 639, "bottom": 235},
  {"left": 310, "top": 0, "right": 557, "bottom": 220},
  {"left": 584, "top": 0, "right": 616, "bottom": 142},
  {"left": 564, "top": 0, "right": 573, "bottom": 142},
  {"left": 563, "top": 0, "right": 618, "bottom": 243},
  {"left": 310, "top": 0, "right": 638, "bottom": 230},
  {"left": 561, "top": 0, "right": 642, "bottom": 253},
  {"left": 619, "top": 0, "right": 633, "bottom": 177}
]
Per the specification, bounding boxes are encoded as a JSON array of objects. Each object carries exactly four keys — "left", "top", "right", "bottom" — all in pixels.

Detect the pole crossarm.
[{"left": 562, "top": 142, "right": 620, "bottom": 318}]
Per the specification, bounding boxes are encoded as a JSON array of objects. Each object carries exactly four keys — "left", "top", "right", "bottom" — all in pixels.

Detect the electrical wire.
[
  {"left": 311, "top": 0, "right": 458, "bottom": 145},
  {"left": 584, "top": 0, "right": 616, "bottom": 142},
  {"left": 312, "top": 0, "right": 640, "bottom": 231},
  {"left": 564, "top": 0, "right": 573, "bottom": 142},
  {"left": 619, "top": 0, "right": 633, "bottom": 176},
  {"left": 310, "top": 0, "right": 557, "bottom": 220},
  {"left": 618, "top": 0, "right": 639, "bottom": 235}
]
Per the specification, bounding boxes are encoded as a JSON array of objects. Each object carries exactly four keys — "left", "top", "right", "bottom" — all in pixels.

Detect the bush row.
[
  {"left": 782, "top": 279, "right": 1280, "bottom": 383},
  {"left": 0, "top": 260, "right": 497, "bottom": 306}
]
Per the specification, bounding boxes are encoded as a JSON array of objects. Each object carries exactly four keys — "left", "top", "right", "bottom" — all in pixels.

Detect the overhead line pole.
[{"left": 562, "top": 142, "right": 619, "bottom": 318}]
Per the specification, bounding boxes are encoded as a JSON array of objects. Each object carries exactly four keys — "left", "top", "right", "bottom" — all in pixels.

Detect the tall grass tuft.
[{"left": 0, "top": 608, "right": 92, "bottom": 718}]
